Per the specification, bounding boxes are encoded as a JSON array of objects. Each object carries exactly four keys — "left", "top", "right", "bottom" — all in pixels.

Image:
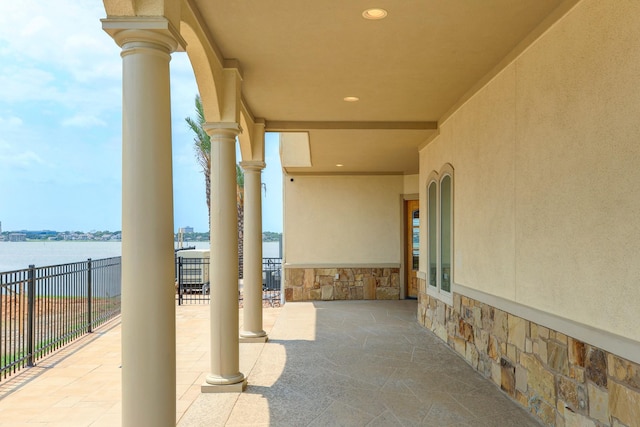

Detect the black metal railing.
[
  {"left": 262, "top": 258, "right": 281, "bottom": 290},
  {"left": 262, "top": 258, "right": 282, "bottom": 306},
  {"left": 175, "top": 256, "right": 210, "bottom": 305},
  {"left": 0, "top": 257, "right": 121, "bottom": 380},
  {"left": 175, "top": 254, "right": 282, "bottom": 306}
]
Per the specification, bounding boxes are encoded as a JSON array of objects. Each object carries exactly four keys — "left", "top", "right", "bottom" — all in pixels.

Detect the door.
[{"left": 406, "top": 199, "right": 419, "bottom": 299}]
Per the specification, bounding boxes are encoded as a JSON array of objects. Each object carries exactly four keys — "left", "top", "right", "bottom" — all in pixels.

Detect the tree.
[
  {"left": 185, "top": 94, "right": 245, "bottom": 278},
  {"left": 185, "top": 95, "right": 211, "bottom": 225},
  {"left": 236, "top": 164, "right": 245, "bottom": 279}
]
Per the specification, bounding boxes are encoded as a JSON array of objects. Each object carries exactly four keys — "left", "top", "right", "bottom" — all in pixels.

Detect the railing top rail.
[
  {"left": 0, "top": 267, "right": 31, "bottom": 276},
  {"left": 0, "top": 256, "right": 122, "bottom": 277}
]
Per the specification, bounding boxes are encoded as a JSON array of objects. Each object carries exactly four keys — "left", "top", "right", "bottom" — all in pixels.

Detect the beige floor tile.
[{"left": 0, "top": 301, "right": 542, "bottom": 427}]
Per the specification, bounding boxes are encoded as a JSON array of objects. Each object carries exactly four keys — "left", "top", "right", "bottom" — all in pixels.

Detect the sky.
[{"left": 0, "top": 0, "right": 283, "bottom": 234}]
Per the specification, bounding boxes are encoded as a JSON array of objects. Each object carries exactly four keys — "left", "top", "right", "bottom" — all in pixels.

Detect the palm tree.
[
  {"left": 185, "top": 95, "right": 211, "bottom": 225},
  {"left": 185, "top": 94, "right": 245, "bottom": 278},
  {"left": 236, "top": 164, "right": 244, "bottom": 279}
]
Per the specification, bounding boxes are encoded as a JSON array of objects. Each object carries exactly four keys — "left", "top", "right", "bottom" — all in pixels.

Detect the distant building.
[
  {"left": 179, "top": 226, "right": 194, "bottom": 234},
  {"left": 8, "top": 233, "right": 27, "bottom": 242}
]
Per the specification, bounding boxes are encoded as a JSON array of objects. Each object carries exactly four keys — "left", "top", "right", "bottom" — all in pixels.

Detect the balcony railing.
[
  {"left": 175, "top": 256, "right": 282, "bottom": 306},
  {"left": 1, "top": 253, "right": 280, "bottom": 380},
  {"left": 0, "top": 257, "right": 121, "bottom": 380}
]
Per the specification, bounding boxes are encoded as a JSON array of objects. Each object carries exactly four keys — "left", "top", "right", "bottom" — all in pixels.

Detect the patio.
[{"left": 0, "top": 300, "right": 541, "bottom": 426}]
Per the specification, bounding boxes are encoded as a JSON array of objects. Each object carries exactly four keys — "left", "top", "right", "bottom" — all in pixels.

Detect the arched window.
[
  {"left": 440, "top": 173, "right": 452, "bottom": 293},
  {"left": 425, "top": 164, "right": 454, "bottom": 303},
  {"left": 427, "top": 180, "right": 438, "bottom": 288}
]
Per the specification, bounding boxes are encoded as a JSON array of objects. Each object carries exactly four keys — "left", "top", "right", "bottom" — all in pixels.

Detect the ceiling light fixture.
[
  {"left": 336, "top": 164, "right": 344, "bottom": 167},
  {"left": 362, "top": 8, "right": 387, "bottom": 20},
  {"left": 343, "top": 96, "right": 359, "bottom": 102}
]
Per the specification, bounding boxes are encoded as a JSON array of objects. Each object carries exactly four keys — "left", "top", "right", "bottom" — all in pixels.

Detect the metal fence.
[
  {"left": 175, "top": 256, "right": 210, "bottom": 305},
  {"left": 175, "top": 255, "right": 282, "bottom": 306},
  {"left": 262, "top": 258, "right": 282, "bottom": 306},
  {"left": 0, "top": 257, "right": 121, "bottom": 380}
]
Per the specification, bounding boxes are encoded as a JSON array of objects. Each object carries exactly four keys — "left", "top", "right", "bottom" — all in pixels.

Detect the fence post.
[
  {"left": 27, "top": 265, "right": 35, "bottom": 367},
  {"left": 177, "top": 257, "right": 183, "bottom": 306},
  {"left": 87, "top": 258, "right": 92, "bottom": 333}
]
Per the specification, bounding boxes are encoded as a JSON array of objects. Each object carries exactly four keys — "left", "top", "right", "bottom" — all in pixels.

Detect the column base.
[
  {"left": 201, "top": 378, "right": 247, "bottom": 393},
  {"left": 240, "top": 335, "right": 268, "bottom": 343},
  {"left": 202, "top": 372, "right": 247, "bottom": 393},
  {"left": 239, "top": 330, "right": 268, "bottom": 343}
]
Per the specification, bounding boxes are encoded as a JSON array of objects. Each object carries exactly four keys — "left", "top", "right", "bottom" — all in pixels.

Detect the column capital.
[
  {"left": 204, "top": 122, "right": 242, "bottom": 138},
  {"left": 239, "top": 161, "right": 266, "bottom": 171},
  {"left": 102, "top": 17, "right": 185, "bottom": 53}
]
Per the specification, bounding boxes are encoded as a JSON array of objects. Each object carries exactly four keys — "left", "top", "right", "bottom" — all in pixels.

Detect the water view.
[{"left": 0, "top": 240, "right": 280, "bottom": 273}]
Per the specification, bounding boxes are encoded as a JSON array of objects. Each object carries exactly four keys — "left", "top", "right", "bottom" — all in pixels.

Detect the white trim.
[
  {"left": 439, "top": 170, "right": 453, "bottom": 295},
  {"left": 454, "top": 283, "right": 640, "bottom": 366},
  {"left": 426, "top": 285, "right": 453, "bottom": 306}
]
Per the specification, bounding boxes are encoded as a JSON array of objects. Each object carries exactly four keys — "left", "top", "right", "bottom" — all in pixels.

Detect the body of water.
[{"left": 0, "top": 240, "right": 281, "bottom": 273}]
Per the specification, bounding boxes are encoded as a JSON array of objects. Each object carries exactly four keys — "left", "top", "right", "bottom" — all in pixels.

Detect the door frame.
[{"left": 401, "top": 194, "right": 419, "bottom": 300}]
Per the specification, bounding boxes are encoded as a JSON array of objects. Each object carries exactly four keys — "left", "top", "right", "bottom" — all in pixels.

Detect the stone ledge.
[
  {"left": 417, "top": 281, "right": 640, "bottom": 427},
  {"left": 454, "top": 283, "right": 640, "bottom": 366}
]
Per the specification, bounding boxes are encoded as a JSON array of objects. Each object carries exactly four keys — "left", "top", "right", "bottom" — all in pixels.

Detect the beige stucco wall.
[
  {"left": 403, "top": 174, "right": 419, "bottom": 195},
  {"left": 419, "top": 0, "right": 640, "bottom": 341},
  {"left": 284, "top": 174, "right": 403, "bottom": 265}
]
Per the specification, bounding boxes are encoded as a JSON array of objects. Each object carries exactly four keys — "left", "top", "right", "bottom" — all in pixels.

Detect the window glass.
[
  {"left": 412, "top": 210, "right": 419, "bottom": 270},
  {"left": 440, "top": 175, "right": 452, "bottom": 293},
  {"left": 428, "top": 182, "right": 437, "bottom": 287}
]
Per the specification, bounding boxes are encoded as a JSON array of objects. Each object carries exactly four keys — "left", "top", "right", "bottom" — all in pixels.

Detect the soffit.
[{"left": 191, "top": 0, "right": 567, "bottom": 173}]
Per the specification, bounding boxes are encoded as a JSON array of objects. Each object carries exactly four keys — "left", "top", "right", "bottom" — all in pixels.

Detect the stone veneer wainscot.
[
  {"left": 417, "top": 278, "right": 640, "bottom": 427},
  {"left": 284, "top": 267, "right": 400, "bottom": 301}
]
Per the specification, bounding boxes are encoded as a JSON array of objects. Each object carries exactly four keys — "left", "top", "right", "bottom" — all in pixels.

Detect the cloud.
[
  {"left": 0, "top": 66, "right": 59, "bottom": 103},
  {"left": 62, "top": 114, "right": 107, "bottom": 128},
  {"left": 19, "top": 15, "right": 52, "bottom": 38},
  {"left": 0, "top": 115, "right": 23, "bottom": 127},
  {"left": 0, "top": 150, "right": 45, "bottom": 168},
  {"left": 0, "top": 1, "right": 117, "bottom": 67},
  {"left": 0, "top": 1, "right": 121, "bottom": 113}
]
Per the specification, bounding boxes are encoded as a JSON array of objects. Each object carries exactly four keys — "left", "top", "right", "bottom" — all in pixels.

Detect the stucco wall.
[
  {"left": 419, "top": 0, "right": 640, "bottom": 341},
  {"left": 403, "top": 174, "right": 419, "bottom": 195},
  {"left": 284, "top": 174, "right": 403, "bottom": 265}
]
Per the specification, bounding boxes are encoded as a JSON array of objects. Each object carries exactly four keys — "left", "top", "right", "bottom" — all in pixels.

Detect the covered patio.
[{"left": 0, "top": 301, "right": 540, "bottom": 426}]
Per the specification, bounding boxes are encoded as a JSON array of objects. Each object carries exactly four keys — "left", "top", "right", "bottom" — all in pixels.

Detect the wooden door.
[{"left": 406, "top": 199, "right": 419, "bottom": 298}]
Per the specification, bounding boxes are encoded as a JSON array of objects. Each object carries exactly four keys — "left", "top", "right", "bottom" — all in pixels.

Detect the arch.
[
  {"left": 103, "top": 0, "right": 136, "bottom": 16},
  {"left": 179, "top": 8, "right": 223, "bottom": 122}
]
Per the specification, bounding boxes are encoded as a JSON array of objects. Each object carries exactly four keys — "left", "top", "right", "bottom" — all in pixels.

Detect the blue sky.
[{"left": 0, "top": 1, "right": 283, "bottom": 234}]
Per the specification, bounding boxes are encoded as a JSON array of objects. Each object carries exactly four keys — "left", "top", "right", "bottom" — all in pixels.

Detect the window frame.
[
  {"left": 425, "top": 164, "right": 454, "bottom": 306},
  {"left": 426, "top": 176, "right": 438, "bottom": 291}
]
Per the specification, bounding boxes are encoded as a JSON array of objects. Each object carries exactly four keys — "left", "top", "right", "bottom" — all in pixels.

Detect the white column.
[
  {"left": 240, "top": 161, "right": 267, "bottom": 342},
  {"left": 202, "top": 123, "right": 246, "bottom": 392},
  {"left": 104, "top": 24, "right": 179, "bottom": 426}
]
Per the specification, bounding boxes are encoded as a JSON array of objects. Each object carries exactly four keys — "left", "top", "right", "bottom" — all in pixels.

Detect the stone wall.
[
  {"left": 284, "top": 267, "right": 400, "bottom": 301},
  {"left": 417, "top": 279, "right": 640, "bottom": 427}
]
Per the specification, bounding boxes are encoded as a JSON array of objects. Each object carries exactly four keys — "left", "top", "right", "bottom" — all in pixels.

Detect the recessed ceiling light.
[
  {"left": 336, "top": 164, "right": 344, "bottom": 167},
  {"left": 343, "top": 96, "right": 359, "bottom": 102},
  {"left": 362, "top": 8, "right": 387, "bottom": 20}
]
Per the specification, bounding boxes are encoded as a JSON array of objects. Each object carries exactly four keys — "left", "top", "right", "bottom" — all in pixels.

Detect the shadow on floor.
[{"left": 181, "top": 300, "right": 542, "bottom": 426}]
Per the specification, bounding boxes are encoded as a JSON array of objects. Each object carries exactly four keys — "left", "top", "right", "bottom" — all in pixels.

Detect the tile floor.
[{"left": 0, "top": 300, "right": 542, "bottom": 426}]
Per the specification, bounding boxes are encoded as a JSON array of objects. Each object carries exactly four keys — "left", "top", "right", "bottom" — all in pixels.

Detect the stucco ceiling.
[{"left": 191, "top": 0, "right": 568, "bottom": 174}]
